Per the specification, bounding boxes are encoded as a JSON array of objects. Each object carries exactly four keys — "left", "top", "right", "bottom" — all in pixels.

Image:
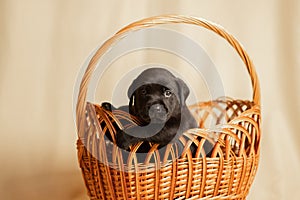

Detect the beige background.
[{"left": 1, "top": 0, "right": 299, "bottom": 199}]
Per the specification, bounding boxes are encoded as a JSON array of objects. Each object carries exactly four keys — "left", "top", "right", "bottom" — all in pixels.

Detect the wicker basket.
[{"left": 76, "top": 15, "right": 261, "bottom": 200}]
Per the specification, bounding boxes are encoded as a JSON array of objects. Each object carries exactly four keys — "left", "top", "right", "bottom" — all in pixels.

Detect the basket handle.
[{"left": 76, "top": 15, "right": 261, "bottom": 135}]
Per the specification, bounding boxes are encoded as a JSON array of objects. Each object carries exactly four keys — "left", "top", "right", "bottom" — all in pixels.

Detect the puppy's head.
[{"left": 127, "top": 68, "right": 190, "bottom": 124}]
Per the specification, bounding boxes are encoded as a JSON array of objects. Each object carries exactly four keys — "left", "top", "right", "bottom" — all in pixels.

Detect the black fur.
[{"left": 102, "top": 68, "right": 211, "bottom": 155}]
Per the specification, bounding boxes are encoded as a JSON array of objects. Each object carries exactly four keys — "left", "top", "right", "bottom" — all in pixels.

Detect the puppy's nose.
[{"left": 151, "top": 104, "right": 164, "bottom": 113}]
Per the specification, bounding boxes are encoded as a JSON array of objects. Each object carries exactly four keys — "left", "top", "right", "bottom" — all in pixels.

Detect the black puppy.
[{"left": 102, "top": 68, "right": 199, "bottom": 154}]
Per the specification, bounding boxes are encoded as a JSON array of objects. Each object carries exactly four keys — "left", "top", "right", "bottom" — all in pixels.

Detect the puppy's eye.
[
  {"left": 141, "top": 88, "right": 147, "bottom": 95},
  {"left": 164, "top": 90, "right": 172, "bottom": 97}
]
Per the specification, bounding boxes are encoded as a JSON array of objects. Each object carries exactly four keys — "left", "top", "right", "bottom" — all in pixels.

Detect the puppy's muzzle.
[{"left": 148, "top": 103, "right": 168, "bottom": 123}]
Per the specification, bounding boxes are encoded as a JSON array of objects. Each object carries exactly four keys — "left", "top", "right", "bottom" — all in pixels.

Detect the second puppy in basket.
[{"left": 102, "top": 68, "right": 208, "bottom": 154}]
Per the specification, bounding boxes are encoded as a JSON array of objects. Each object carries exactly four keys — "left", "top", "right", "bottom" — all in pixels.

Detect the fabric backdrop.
[{"left": 0, "top": 0, "right": 299, "bottom": 199}]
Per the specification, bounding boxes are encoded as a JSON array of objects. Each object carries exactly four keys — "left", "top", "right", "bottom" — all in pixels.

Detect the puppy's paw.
[
  {"left": 101, "top": 102, "right": 113, "bottom": 111},
  {"left": 116, "top": 130, "right": 132, "bottom": 151}
]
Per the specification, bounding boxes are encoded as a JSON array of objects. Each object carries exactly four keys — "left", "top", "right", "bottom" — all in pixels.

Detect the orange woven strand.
[{"left": 77, "top": 99, "right": 260, "bottom": 199}]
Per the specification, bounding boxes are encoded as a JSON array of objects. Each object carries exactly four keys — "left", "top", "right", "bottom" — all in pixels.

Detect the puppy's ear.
[
  {"left": 176, "top": 78, "right": 190, "bottom": 103},
  {"left": 128, "top": 94, "right": 136, "bottom": 115},
  {"left": 128, "top": 80, "right": 137, "bottom": 115},
  {"left": 127, "top": 80, "right": 136, "bottom": 99}
]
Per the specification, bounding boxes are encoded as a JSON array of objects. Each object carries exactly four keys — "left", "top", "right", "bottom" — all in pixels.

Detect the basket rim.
[{"left": 76, "top": 14, "right": 261, "bottom": 138}]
